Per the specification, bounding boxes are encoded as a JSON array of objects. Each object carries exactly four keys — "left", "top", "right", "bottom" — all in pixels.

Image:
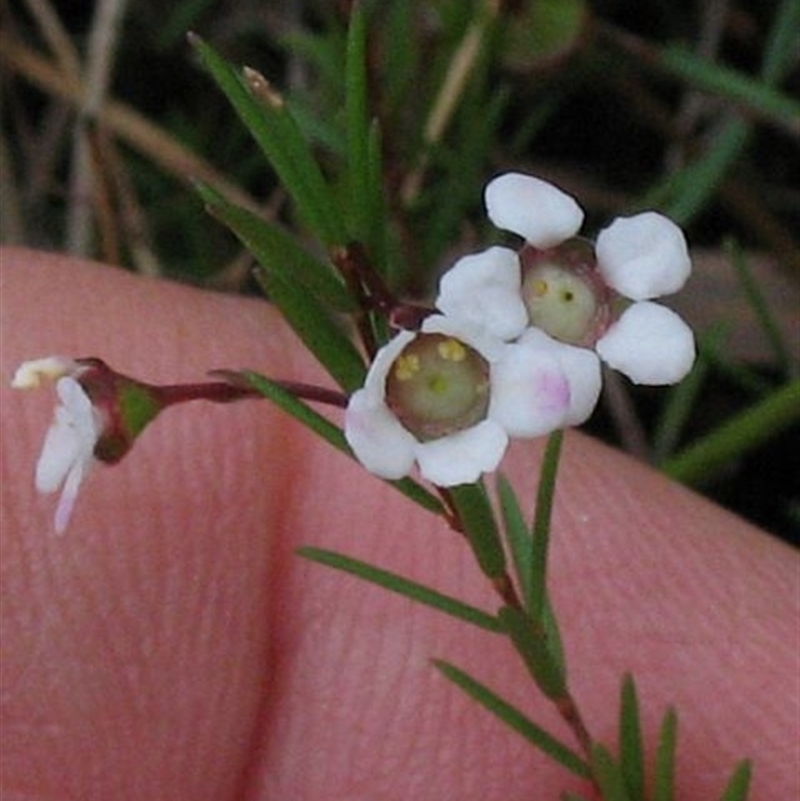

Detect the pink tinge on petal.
[
  {"left": 415, "top": 420, "right": 508, "bottom": 486},
  {"left": 436, "top": 246, "right": 528, "bottom": 341},
  {"left": 484, "top": 172, "right": 584, "bottom": 249},
  {"left": 520, "top": 329, "right": 602, "bottom": 426},
  {"left": 596, "top": 301, "right": 696, "bottom": 385},
  {"left": 489, "top": 341, "right": 571, "bottom": 437},
  {"left": 344, "top": 389, "right": 417, "bottom": 479},
  {"left": 595, "top": 212, "right": 691, "bottom": 301}
]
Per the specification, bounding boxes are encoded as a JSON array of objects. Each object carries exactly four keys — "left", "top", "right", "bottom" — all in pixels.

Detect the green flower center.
[
  {"left": 385, "top": 333, "right": 490, "bottom": 441},
  {"left": 520, "top": 239, "right": 604, "bottom": 345}
]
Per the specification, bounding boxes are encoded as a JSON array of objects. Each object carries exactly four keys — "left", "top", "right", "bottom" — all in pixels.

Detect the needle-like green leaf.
[
  {"left": 198, "top": 184, "right": 366, "bottom": 393},
  {"left": 618, "top": 674, "right": 645, "bottom": 800},
  {"left": 529, "top": 430, "right": 563, "bottom": 620},
  {"left": 653, "top": 707, "right": 678, "bottom": 801},
  {"left": 243, "top": 371, "right": 443, "bottom": 514},
  {"left": 496, "top": 473, "right": 532, "bottom": 601},
  {"left": 190, "top": 34, "right": 347, "bottom": 245},
  {"left": 591, "top": 743, "right": 634, "bottom": 801},
  {"left": 718, "top": 760, "right": 752, "bottom": 801},
  {"left": 433, "top": 659, "right": 591, "bottom": 779},
  {"left": 447, "top": 482, "right": 506, "bottom": 580},
  {"left": 298, "top": 546, "right": 503, "bottom": 633}
]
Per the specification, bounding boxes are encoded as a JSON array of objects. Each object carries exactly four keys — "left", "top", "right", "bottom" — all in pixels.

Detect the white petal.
[
  {"left": 435, "top": 246, "right": 528, "bottom": 341},
  {"left": 518, "top": 329, "right": 602, "bottom": 425},
  {"left": 360, "top": 330, "right": 416, "bottom": 405},
  {"left": 596, "top": 302, "right": 696, "bottom": 385},
  {"left": 596, "top": 212, "right": 691, "bottom": 301},
  {"left": 53, "top": 460, "right": 86, "bottom": 535},
  {"left": 344, "top": 389, "right": 417, "bottom": 479},
  {"left": 11, "top": 356, "right": 77, "bottom": 389},
  {"left": 485, "top": 173, "right": 584, "bottom": 249},
  {"left": 415, "top": 420, "right": 508, "bottom": 486},
  {"left": 35, "top": 378, "right": 98, "bottom": 493},
  {"left": 489, "top": 339, "right": 570, "bottom": 437}
]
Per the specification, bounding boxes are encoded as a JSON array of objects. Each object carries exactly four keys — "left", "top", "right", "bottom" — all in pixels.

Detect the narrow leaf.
[
  {"left": 244, "top": 372, "right": 443, "bottom": 514},
  {"left": 198, "top": 184, "right": 366, "bottom": 393},
  {"left": 497, "top": 473, "right": 532, "bottom": 601},
  {"left": 345, "top": 2, "right": 371, "bottom": 244},
  {"left": 618, "top": 674, "right": 645, "bottom": 800},
  {"left": 658, "top": 46, "right": 800, "bottom": 132},
  {"left": 663, "top": 380, "right": 800, "bottom": 486},
  {"left": 447, "top": 482, "right": 506, "bottom": 579},
  {"left": 591, "top": 743, "right": 634, "bottom": 801},
  {"left": 529, "top": 430, "right": 563, "bottom": 620},
  {"left": 196, "top": 183, "right": 354, "bottom": 311},
  {"left": 433, "top": 659, "right": 591, "bottom": 779},
  {"left": 498, "top": 606, "right": 566, "bottom": 699},
  {"left": 727, "top": 238, "right": 793, "bottom": 376},
  {"left": 718, "top": 760, "right": 752, "bottom": 801},
  {"left": 653, "top": 707, "right": 678, "bottom": 801},
  {"left": 298, "top": 546, "right": 502, "bottom": 632},
  {"left": 190, "top": 34, "right": 346, "bottom": 245}
]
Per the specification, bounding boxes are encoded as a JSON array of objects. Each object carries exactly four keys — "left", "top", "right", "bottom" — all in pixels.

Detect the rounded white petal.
[
  {"left": 344, "top": 388, "right": 417, "bottom": 479},
  {"left": 489, "top": 339, "right": 570, "bottom": 437},
  {"left": 435, "top": 246, "right": 528, "bottom": 341},
  {"left": 596, "top": 302, "right": 696, "bottom": 385},
  {"left": 519, "top": 329, "right": 602, "bottom": 425},
  {"left": 11, "top": 356, "right": 77, "bottom": 389},
  {"left": 415, "top": 420, "right": 508, "bottom": 486},
  {"left": 484, "top": 172, "right": 584, "bottom": 248},
  {"left": 596, "top": 212, "right": 691, "bottom": 301},
  {"left": 35, "top": 378, "right": 99, "bottom": 493}
]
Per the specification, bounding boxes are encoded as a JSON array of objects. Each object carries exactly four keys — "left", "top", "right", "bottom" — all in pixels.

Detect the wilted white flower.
[
  {"left": 13, "top": 359, "right": 105, "bottom": 534},
  {"left": 344, "top": 315, "right": 570, "bottom": 486}
]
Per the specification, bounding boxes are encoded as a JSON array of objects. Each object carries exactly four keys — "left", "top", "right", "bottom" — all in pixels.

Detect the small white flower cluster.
[
  {"left": 346, "top": 173, "right": 695, "bottom": 486},
  {"left": 12, "top": 358, "right": 102, "bottom": 534}
]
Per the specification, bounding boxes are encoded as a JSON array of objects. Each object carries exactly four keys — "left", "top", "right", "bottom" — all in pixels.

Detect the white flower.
[
  {"left": 35, "top": 376, "right": 102, "bottom": 534},
  {"left": 437, "top": 172, "right": 696, "bottom": 389},
  {"left": 344, "top": 315, "right": 570, "bottom": 486}
]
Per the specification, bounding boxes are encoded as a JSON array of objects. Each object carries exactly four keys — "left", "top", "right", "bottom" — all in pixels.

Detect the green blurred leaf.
[
  {"left": 198, "top": 184, "right": 366, "bottom": 393},
  {"left": 345, "top": 2, "right": 371, "bottom": 243},
  {"left": 298, "top": 546, "right": 502, "bottom": 632},
  {"left": 433, "top": 659, "right": 591, "bottom": 779},
  {"left": 591, "top": 743, "right": 634, "bottom": 801},
  {"left": 719, "top": 760, "right": 752, "bottom": 801},
  {"left": 727, "top": 238, "right": 793, "bottom": 376},
  {"left": 663, "top": 380, "right": 800, "bottom": 486},
  {"left": 658, "top": 46, "right": 800, "bottom": 132},
  {"left": 618, "top": 674, "right": 645, "bottom": 801},
  {"left": 190, "top": 34, "right": 347, "bottom": 245},
  {"left": 498, "top": 605, "right": 566, "bottom": 699},
  {"left": 447, "top": 482, "right": 506, "bottom": 579},
  {"left": 653, "top": 707, "right": 678, "bottom": 801}
]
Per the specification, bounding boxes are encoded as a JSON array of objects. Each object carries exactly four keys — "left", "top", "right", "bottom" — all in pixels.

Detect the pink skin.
[{"left": 1, "top": 247, "right": 797, "bottom": 800}]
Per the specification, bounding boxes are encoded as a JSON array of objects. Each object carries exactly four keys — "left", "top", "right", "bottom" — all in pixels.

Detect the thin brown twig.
[{"left": 66, "top": 0, "right": 130, "bottom": 255}]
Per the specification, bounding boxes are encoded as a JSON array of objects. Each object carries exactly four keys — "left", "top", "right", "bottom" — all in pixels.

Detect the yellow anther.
[
  {"left": 437, "top": 338, "right": 467, "bottom": 362},
  {"left": 533, "top": 279, "right": 549, "bottom": 297},
  {"left": 394, "top": 354, "right": 420, "bottom": 381}
]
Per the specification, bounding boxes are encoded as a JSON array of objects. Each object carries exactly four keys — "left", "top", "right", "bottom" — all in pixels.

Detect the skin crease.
[{"left": 0, "top": 247, "right": 797, "bottom": 801}]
